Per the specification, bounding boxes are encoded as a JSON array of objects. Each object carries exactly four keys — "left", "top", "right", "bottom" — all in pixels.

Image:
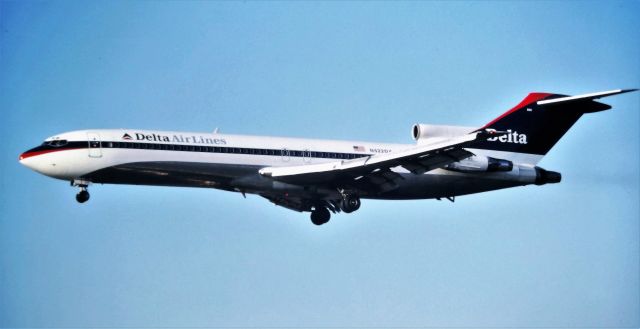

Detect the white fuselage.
[
  {"left": 20, "top": 129, "right": 541, "bottom": 200},
  {"left": 19, "top": 88, "right": 634, "bottom": 224}
]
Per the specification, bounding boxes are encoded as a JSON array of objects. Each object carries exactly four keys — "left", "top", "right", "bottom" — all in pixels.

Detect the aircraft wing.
[{"left": 259, "top": 130, "right": 498, "bottom": 193}]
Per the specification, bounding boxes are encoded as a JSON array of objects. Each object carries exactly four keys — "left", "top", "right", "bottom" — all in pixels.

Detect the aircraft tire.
[
  {"left": 341, "top": 196, "right": 361, "bottom": 213},
  {"left": 76, "top": 190, "right": 90, "bottom": 203},
  {"left": 310, "top": 207, "right": 330, "bottom": 225}
]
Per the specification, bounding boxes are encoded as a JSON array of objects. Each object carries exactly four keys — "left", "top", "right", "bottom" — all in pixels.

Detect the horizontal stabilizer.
[{"left": 537, "top": 89, "right": 637, "bottom": 106}]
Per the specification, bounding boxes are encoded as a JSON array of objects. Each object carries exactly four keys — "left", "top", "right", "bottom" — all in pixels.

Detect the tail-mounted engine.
[
  {"left": 535, "top": 167, "right": 562, "bottom": 185},
  {"left": 412, "top": 124, "right": 475, "bottom": 142},
  {"left": 445, "top": 155, "right": 513, "bottom": 173}
]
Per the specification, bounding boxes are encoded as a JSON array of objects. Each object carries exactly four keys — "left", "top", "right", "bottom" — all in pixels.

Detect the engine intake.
[{"left": 412, "top": 123, "right": 475, "bottom": 142}]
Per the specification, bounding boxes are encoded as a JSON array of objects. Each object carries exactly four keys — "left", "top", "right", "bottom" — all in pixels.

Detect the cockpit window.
[{"left": 46, "top": 139, "right": 68, "bottom": 147}]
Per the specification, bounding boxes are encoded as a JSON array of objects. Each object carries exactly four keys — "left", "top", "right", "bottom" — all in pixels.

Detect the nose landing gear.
[
  {"left": 72, "top": 179, "right": 91, "bottom": 203},
  {"left": 76, "top": 189, "right": 90, "bottom": 203}
]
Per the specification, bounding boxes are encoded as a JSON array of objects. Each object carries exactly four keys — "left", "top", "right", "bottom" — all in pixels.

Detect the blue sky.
[{"left": 1, "top": 1, "right": 638, "bottom": 327}]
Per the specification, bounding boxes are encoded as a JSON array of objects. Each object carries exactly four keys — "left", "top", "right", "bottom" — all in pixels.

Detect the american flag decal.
[{"left": 353, "top": 145, "right": 365, "bottom": 152}]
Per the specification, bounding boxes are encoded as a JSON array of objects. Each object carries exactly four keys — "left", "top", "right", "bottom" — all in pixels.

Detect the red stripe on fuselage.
[{"left": 19, "top": 148, "right": 83, "bottom": 160}]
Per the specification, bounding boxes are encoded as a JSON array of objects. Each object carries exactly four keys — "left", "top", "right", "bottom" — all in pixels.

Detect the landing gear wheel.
[
  {"left": 310, "top": 207, "right": 331, "bottom": 225},
  {"left": 76, "top": 190, "right": 90, "bottom": 203},
  {"left": 341, "top": 195, "right": 361, "bottom": 213}
]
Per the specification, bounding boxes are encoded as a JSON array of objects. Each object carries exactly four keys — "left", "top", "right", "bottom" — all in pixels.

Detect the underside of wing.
[{"left": 260, "top": 194, "right": 343, "bottom": 213}]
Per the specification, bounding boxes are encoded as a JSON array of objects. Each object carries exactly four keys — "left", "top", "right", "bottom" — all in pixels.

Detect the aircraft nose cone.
[
  {"left": 19, "top": 147, "right": 49, "bottom": 173},
  {"left": 19, "top": 150, "right": 38, "bottom": 171}
]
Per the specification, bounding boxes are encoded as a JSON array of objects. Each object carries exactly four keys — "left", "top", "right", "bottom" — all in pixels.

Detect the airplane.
[{"left": 19, "top": 89, "right": 637, "bottom": 225}]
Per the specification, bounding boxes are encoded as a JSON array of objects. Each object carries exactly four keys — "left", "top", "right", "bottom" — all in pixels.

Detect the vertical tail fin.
[{"left": 473, "top": 89, "right": 636, "bottom": 157}]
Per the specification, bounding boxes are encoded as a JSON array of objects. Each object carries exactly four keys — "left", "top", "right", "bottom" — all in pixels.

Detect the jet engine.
[
  {"left": 412, "top": 124, "right": 475, "bottom": 142},
  {"left": 445, "top": 155, "right": 513, "bottom": 173}
]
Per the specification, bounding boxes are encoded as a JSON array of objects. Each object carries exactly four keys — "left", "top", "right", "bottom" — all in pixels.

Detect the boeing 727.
[{"left": 19, "top": 89, "right": 637, "bottom": 225}]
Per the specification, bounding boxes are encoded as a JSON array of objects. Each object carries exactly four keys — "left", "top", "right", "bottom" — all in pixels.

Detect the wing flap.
[
  {"left": 260, "top": 194, "right": 309, "bottom": 212},
  {"left": 357, "top": 169, "right": 405, "bottom": 192}
]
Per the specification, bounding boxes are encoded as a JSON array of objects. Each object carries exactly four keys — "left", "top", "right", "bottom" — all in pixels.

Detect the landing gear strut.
[{"left": 310, "top": 206, "right": 330, "bottom": 226}]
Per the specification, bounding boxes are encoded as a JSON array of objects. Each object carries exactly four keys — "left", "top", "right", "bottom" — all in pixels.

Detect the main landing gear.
[
  {"left": 72, "top": 179, "right": 90, "bottom": 203},
  {"left": 309, "top": 193, "right": 361, "bottom": 226},
  {"left": 340, "top": 194, "right": 361, "bottom": 213},
  {"left": 310, "top": 206, "right": 330, "bottom": 226}
]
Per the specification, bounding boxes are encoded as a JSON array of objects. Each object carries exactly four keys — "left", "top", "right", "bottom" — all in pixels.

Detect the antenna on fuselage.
[{"left": 213, "top": 127, "right": 219, "bottom": 134}]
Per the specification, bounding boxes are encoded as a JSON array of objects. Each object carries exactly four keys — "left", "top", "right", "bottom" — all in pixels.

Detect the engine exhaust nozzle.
[{"left": 535, "top": 167, "right": 562, "bottom": 185}]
